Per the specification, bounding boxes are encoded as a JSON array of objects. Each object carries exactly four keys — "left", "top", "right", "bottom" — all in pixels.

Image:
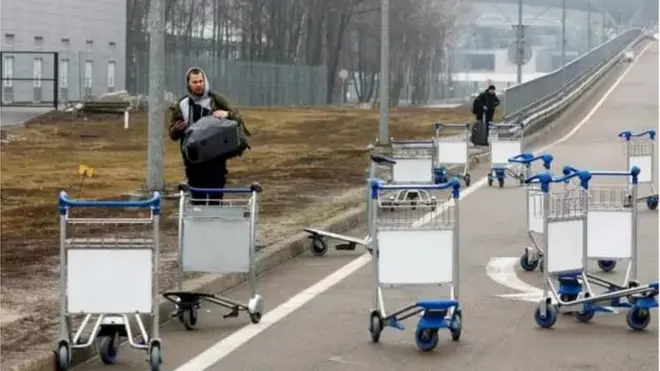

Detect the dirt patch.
[{"left": 0, "top": 105, "right": 474, "bottom": 360}]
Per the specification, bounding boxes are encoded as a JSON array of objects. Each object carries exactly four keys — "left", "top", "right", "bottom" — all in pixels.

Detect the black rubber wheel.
[{"left": 311, "top": 237, "right": 328, "bottom": 257}]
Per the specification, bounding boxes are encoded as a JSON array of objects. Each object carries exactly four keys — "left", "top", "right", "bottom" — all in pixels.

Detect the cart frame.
[
  {"left": 162, "top": 183, "right": 264, "bottom": 330},
  {"left": 434, "top": 122, "right": 472, "bottom": 186},
  {"left": 367, "top": 178, "right": 463, "bottom": 352},
  {"left": 487, "top": 122, "right": 525, "bottom": 188},
  {"left": 618, "top": 130, "right": 658, "bottom": 210},
  {"left": 525, "top": 168, "right": 658, "bottom": 331},
  {"left": 55, "top": 191, "right": 163, "bottom": 371}
]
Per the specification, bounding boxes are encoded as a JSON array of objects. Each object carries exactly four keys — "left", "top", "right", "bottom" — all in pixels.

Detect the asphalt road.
[
  {"left": 74, "top": 42, "right": 659, "bottom": 371},
  {"left": 0, "top": 106, "right": 52, "bottom": 127}
]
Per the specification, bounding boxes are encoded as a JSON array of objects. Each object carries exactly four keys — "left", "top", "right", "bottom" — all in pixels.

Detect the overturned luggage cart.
[
  {"left": 487, "top": 122, "right": 525, "bottom": 188},
  {"left": 618, "top": 130, "right": 658, "bottom": 210},
  {"left": 304, "top": 153, "right": 396, "bottom": 257},
  {"left": 55, "top": 192, "right": 163, "bottom": 371},
  {"left": 434, "top": 122, "right": 472, "bottom": 187},
  {"left": 525, "top": 168, "right": 658, "bottom": 331},
  {"left": 368, "top": 178, "right": 463, "bottom": 351},
  {"left": 163, "top": 183, "right": 264, "bottom": 329}
]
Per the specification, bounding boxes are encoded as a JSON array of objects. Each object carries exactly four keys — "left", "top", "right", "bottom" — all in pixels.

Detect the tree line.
[{"left": 126, "top": 0, "right": 468, "bottom": 105}]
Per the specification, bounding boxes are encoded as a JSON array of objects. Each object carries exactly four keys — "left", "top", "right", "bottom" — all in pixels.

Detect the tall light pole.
[
  {"left": 378, "top": 0, "right": 390, "bottom": 145},
  {"left": 516, "top": 0, "right": 524, "bottom": 84},
  {"left": 147, "top": 0, "right": 165, "bottom": 191},
  {"left": 561, "top": 0, "right": 567, "bottom": 90}
]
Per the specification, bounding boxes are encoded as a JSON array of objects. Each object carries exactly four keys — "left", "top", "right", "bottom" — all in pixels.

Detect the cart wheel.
[
  {"left": 449, "top": 309, "right": 462, "bottom": 341},
  {"left": 519, "top": 175, "right": 525, "bottom": 185},
  {"left": 249, "top": 311, "right": 262, "bottom": 324},
  {"left": 575, "top": 306, "right": 596, "bottom": 323},
  {"left": 487, "top": 174, "right": 493, "bottom": 187},
  {"left": 498, "top": 178, "right": 505, "bottom": 188},
  {"left": 180, "top": 307, "right": 198, "bottom": 330},
  {"left": 56, "top": 342, "right": 70, "bottom": 371},
  {"left": 369, "top": 310, "right": 383, "bottom": 343},
  {"left": 647, "top": 196, "right": 659, "bottom": 210},
  {"left": 626, "top": 306, "right": 651, "bottom": 331},
  {"left": 414, "top": 328, "right": 439, "bottom": 351},
  {"left": 149, "top": 343, "right": 162, "bottom": 371},
  {"left": 311, "top": 237, "right": 328, "bottom": 257},
  {"left": 538, "top": 258, "right": 545, "bottom": 272},
  {"left": 99, "top": 333, "right": 119, "bottom": 364},
  {"left": 519, "top": 252, "right": 539, "bottom": 271},
  {"left": 597, "top": 260, "right": 616, "bottom": 272},
  {"left": 534, "top": 302, "right": 558, "bottom": 329},
  {"left": 464, "top": 174, "right": 472, "bottom": 187}
]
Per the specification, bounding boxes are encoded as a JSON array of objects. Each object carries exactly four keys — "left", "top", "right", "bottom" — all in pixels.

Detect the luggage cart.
[
  {"left": 618, "top": 130, "right": 658, "bottom": 210},
  {"left": 380, "top": 139, "right": 438, "bottom": 212},
  {"left": 487, "top": 122, "right": 525, "bottom": 188},
  {"left": 162, "top": 183, "right": 264, "bottom": 329},
  {"left": 434, "top": 122, "right": 472, "bottom": 186},
  {"left": 506, "top": 153, "right": 556, "bottom": 272},
  {"left": 526, "top": 169, "right": 659, "bottom": 331},
  {"left": 55, "top": 192, "right": 163, "bottom": 371},
  {"left": 367, "top": 178, "right": 463, "bottom": 352},
  {"left": 304, "top": 153, "right": 396, "bottom": 256}
]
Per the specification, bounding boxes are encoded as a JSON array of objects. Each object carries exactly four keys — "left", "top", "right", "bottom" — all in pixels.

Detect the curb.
[{"left": 8, "top": 44, "right": 638, "bottom": 370}]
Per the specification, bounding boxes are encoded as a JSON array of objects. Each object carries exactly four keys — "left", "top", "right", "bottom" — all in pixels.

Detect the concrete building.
[{"left": 0, "top": 0, "right": 126, "bottom": 105}]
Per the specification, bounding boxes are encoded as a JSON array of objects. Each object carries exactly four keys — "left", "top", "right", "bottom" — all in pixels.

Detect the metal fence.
[
  {"left": 502, "top": 28, "right": 644, "bottom": 117},
  {"left": 128, "top": 50, "right": 329, "bottom": 107}
]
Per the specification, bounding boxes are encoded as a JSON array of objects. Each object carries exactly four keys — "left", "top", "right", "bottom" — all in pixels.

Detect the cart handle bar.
[
  {"left": 434, "top": 122, "right": 471, "bottom": 131},
  {"left": 59, "top": 191, "right": 161, "bottom": 214},
  {"left": 618, "top": 130, "right": 656, "bottom": 141},
  {"left": 508, "top": 152, "right": 553, "bottom": 169},
  {"left": 562, "top": 165, "right": 641, "bottom": 185},
  {"left": 183, "top": 182, "right": 263, "bottom": 194},
  {"left": 525, "top": 171, "right": 591, "bottom": 193},
  {"left": 488, "top": 122, "right": 524, "bottom": 129},
  {"left": 369, "top": 177, "right": 461, "bottom": 200},
  {"left": 370, "top": 154, "right": 396, "bottom": 165}
]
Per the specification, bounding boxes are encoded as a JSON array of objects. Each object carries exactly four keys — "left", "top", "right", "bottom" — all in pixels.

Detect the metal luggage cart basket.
[
  {"left": 434, "top": 122, "right": 473, "bottom": 186},
  {"left": 55, "top": 192, "right": 163, "bottom": 371},
  {"left": 304, "top": 152, "right": 395, "bottom": 257},
  {"left": 618, "top": 130, "right": 658, "bottom": 210},
  {"left": 390, "top": 139, "right": 436, "bottom": 185},
  {"left": 525, "top": 169, "right": 658, "bottom": 331},
  {"left": 367, "top": 179, "right": 463, "bottom": 352},
  {"left": 487, "top": 122, "right": 525, "bottom": 188},
  {"left": 162, "top": 183, "right": 264, "bottom": 330}
]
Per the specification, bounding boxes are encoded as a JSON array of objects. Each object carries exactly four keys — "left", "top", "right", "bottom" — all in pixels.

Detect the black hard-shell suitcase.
[
  {"left": 470, "top": 119, "right": 489, "bottom": 146},
  {"left": 183, "top": 116, "right": 246, "bottom": 164}
]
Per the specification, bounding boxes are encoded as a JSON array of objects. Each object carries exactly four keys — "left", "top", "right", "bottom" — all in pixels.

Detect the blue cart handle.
[
  {"left": 618, "top": 130, "right": 656, "bottom": 141},
  {"left": 184, "top": 182, "right": 263, "bottom": 194},
  {"left": 525, "top": 170, "right": 592, "bottom": 192},
  {"left": 59, "top": 191, "right": 161, "bottom": 214},
  {"left": 508, "top": 152, "right": 553, "bottom": 169},
  {"left": 563, "top": 165, "right": 641, "bottom": 185},
  {"left": 370, "top": 177, "right": 461, "bottom": 199}
]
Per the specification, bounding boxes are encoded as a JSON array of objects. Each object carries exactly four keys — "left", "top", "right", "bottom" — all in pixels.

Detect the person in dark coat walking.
[
  {"left": 168, "top": 67, "right": 250, "bottom": 204},
  {"left": 472, "top": 85, "right": 500, "bottom": 136}
]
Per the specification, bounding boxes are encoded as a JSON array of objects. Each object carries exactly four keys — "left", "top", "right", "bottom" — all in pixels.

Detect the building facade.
[{"left": 0, "top": 0, "right": 126, "bottom": 105}]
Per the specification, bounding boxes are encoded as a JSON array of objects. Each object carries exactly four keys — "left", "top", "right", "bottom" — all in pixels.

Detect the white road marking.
[{"left": 173, "top": 43, "right": 652, "bottom": 371}]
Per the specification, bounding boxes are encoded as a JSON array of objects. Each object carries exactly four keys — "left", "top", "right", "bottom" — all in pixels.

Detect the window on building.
[
  {"left": 109, "top": 41, "right": 116, "bottom": 51},
  {"left": 4, "top": 33, "right": 15, "bottom": 48},
  {"left": 2, "top": 56, "right": 14, "bottom": 87},
  {"left": 60, "top": 59, "right": 69, "bottom": 88},
  {"left": 61, "top": 38, "right": 70, "bottom": 49},
  {"left": 84, "top": 60, "right": 93, "bottom": 88},
  {"left": 107, "top": 61, "right": 116, "bottom": 90},
  {"left": 468, "top": 54, "right": 495, "bottom": 71},
  {"left": 34, "top": 36, "right": 44, "bottom": 50},
  {"left": 86, "top": 40, "right": 94, "bottom": 53},
  {"left": 33, "top": 58, "right": 43, "bottom": 88}
]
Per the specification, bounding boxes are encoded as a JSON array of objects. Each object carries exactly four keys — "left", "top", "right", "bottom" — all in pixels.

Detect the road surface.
[{"left": 74, "top": 42, "right": 659, "bottom": 371}]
